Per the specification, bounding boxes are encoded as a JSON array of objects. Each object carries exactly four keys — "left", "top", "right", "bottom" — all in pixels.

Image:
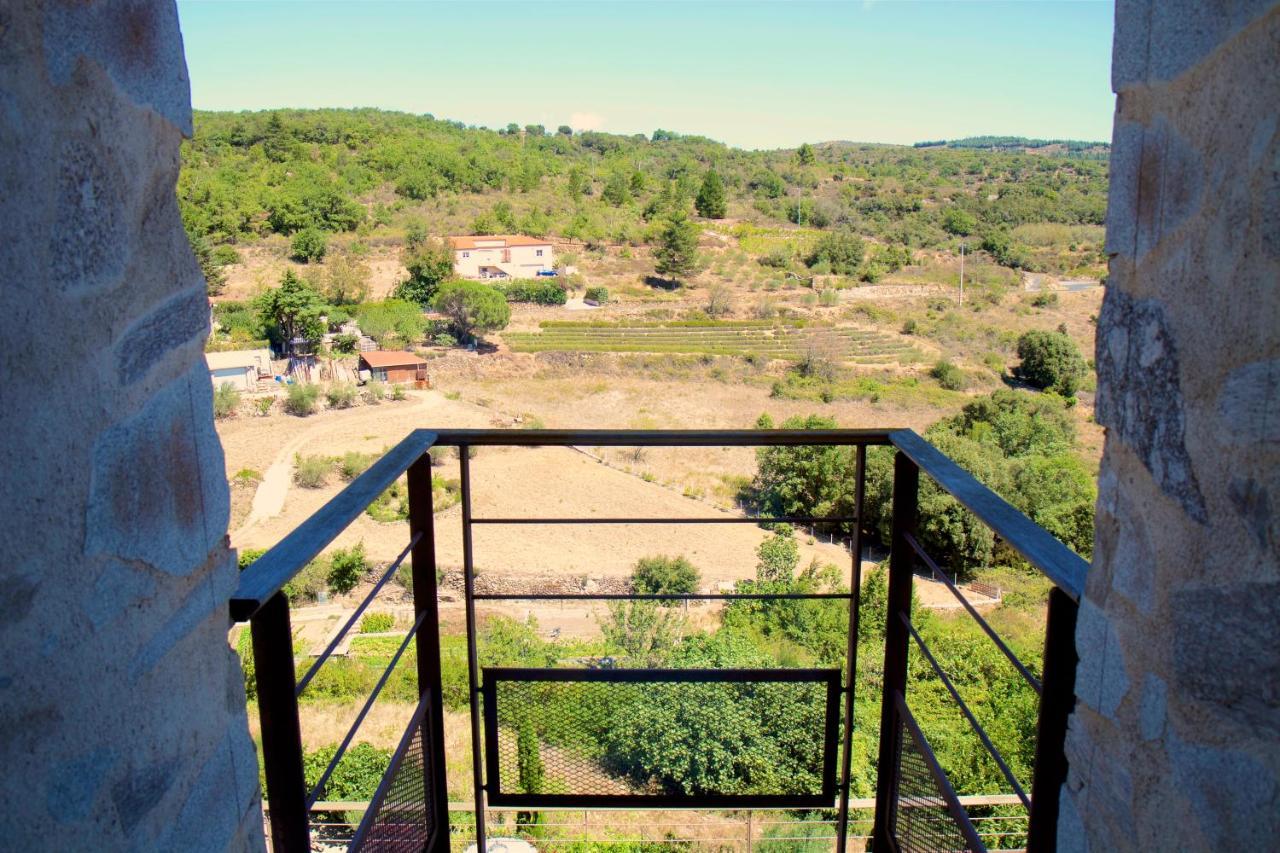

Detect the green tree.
[
  {"left": 600, "top": 601, "right": 684, "bottom": 666},
  {"left": 632, "top": 555, "right": 701, "bottom": 598},
  {"left": 797, "top": 142, "right": 816, "bottom": 165},
  {"left": 395, "top": 239, "right": 455, "bottom": 306},
  {"left": 1015, "top": 329, "right": 1087, "bottom": 396},
  {"left": 290, "top": 227, "right": 328, "bottom": 263},
  {"left": 807, "top": 229, "right": 866, "bottom": 275},
  {"left": 254, "top": 270, "right": 329, "bottom": 347},
  {"left": 653, "top": 212, "right": 702, "bottom": 284},
  {"left": 186, "top": 224, "right": 227, "bottom": 295},
  {"left": 327, "top": 542, "right": 367, "bottom": 595},
  {"left": 941, "top": 206, "right": 978, "bottom": 236},
  {"left": 755, "top": 527, "right": 799, "bottom": 584},
  {"left": 430, "top": 280, "right": 511, "bottom": 343},
  {"left": 754, "top": 414, "right": 856, "bottom": 532},
  {"left": 355, "top": 299, "right": 427, "bottom": 348},
  {"left": 602, "top": 170, "right": 630, "bottom": 206},
  {"left": 515, "top": 717, "right": 545, "bottom": 836},
  {"left": 321, "top": 252, "right": 370, "bottom": 305},
  {"left": 695, "top": 169, "right": 727, "bottom": 219}
]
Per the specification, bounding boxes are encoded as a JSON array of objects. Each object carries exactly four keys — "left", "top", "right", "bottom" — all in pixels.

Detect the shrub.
[
  {"left": 362, "top": 381, "right": 386, "bottom": 404},
  {"left": 359, "top": 611, "right": 395, "bottom": 634},
  {"left": 930, "top": 359, "right": 967, "bottom": 391},
  {"left": 332, "top": 333, "right": 359, "bottom": 354},
  {"left": 327, "top": 543, "right": 367, "bottom": 596},
  {"left": 807, "top": 229, "right": 865, "bottom": 274},
  {"left": 631, "top": 555, "right": 701, "bottom": 598},
  {"left": 499, "top": 281, "right": 567, "bottom": 305},
  {"left": 584, "top": 286, "right": 609, "bottom": 305},
  {"left": 285, "top": 382, "right": 320, "bottom": 416},
  {"left": 1030, "top": 291, "right": 1059, "bottom": 308},
  {"left": 211, "top": 244, "right": 241, "bottom": 266},
  {"left": 390, "top": 383, "right": 407, "bottom": 401},
  {"left": 1015, "top": 329, "right": 1087, "bottom": 396},
  {"left": 254, "top": 396, "right": 275, "bottom": 416},
  {"left": 213, "top": 382, "right": 241, "bottom": 419},
  {"left": 290, "top": 227, "right": 328, "bottom": 263},
  {"left": 705, "top": 285, "right": 734, "bottom": 317},
  {"left": 303, "top": 742, "right": 390, "bottom": 801},
  {"left": 433, "top": 332, "right": 458, "bottom": 347},
  {"left": 339, "top": 451, "right": 375, "bottom": 481},
  {"left": 325, "top": 383, "right": 358, "bottom": 409},
  {"left": 237, "top": 548, "right": 266, "bottom": 571},
  {"left": 293, "top": 454, "right": 332, "bottom": 488},
  {"left": 367, "top": 478, "right": 410, "bottom": 522},
  {"left": 232, "top": 468, "right": 262, "bottom": 487},
  {"left": 283, "top": 559, "right": 329, "bottom": 603}
]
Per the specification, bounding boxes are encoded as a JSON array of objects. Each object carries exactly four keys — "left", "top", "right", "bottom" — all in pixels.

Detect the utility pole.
[{"left": 958, "top": 242, "right": 966, "bottom": 306}]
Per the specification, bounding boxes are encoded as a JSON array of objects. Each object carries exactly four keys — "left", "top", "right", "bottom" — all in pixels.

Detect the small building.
[
  {"left": 450, "top": 235, "right": 555, "bottom": 280},
  {"left": 359, "top": 350, "right": 429, "bottom": 385},
  {"left": 205, "top": 350, "right": 263, "bottom": 392}
]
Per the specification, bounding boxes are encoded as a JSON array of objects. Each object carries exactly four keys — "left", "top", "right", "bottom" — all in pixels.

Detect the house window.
[
  {"left": 462, "top": 251, "right": 470, "bottom": 258},
  {"left": 536, "top": 249, "right": 543, "bottom": 257}
]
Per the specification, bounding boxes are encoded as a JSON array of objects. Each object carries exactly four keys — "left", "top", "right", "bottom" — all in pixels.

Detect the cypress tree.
[{"left": 695, "top": 169, "right": 727, "bottom": 219}]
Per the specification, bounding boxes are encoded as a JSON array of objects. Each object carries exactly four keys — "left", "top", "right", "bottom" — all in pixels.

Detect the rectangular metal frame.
[{"left": 481, "top": 666, "right": 842, "bottom": 809}]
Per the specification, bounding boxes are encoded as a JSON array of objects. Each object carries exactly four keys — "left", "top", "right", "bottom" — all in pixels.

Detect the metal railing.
[{"left": 229, "top": 427, "right": 1086, "bottom": 853}]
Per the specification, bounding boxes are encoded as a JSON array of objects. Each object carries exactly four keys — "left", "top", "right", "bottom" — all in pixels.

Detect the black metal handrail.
[{"left": 228, "top": 427, "right": 1086, "bottom": 853}]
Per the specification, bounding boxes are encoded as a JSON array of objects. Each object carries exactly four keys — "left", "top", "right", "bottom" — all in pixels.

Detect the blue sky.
[{"left": 176, "top": 1, "right": 1115, "bottom": 150}]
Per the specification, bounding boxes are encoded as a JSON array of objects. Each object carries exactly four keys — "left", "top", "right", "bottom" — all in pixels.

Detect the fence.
[{"left": 230, "top": 427, "right": 1086, "bottom": 852}]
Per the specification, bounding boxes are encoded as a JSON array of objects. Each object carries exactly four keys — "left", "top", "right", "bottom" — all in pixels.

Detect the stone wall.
[
  {"left": 1061, "top": 1, "right": 1279, "bottom": 849},
  {"left": 0, "top": 3, "right": 262, "bottom": 850}
]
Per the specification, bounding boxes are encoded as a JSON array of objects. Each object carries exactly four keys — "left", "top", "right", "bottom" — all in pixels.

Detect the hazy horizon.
[{"left": 177, "top": 0, "right": 1115, "bottom": 150}]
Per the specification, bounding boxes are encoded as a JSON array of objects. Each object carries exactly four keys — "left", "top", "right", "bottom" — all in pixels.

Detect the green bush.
[
  {"left": 367, "top": 478, "right": 410, "bottom": 522},
  {"left": 213, "top": 382, "right": 241, "bottom": 419},
  {"left": 584, "top": 286, "right": 609, "bottom": 304},
  {"left": 390, "top": 383, "right": 407, "bottom": 401},
  {"left": 499, "top": 280, "right": 568, "bottom": 305},
  {"left": 303, "top": 742, "right": 390, "bottom": 801},
  {"left": 232, "top": 468, "right": 262, "bottom": 487},
  {"left": 325, "top": 383, "right": 358, "bottom": 409},
  {"left": 359, "top": 611, "right": 395, "bottom": 633},
  {"left": 1015, "top": 329, "right": 1087, "bottom": 396},
  {"left": 327, "top": 543, "right": 367, "bottom": 595},
  {"left": 237, "top": 548, "right": 266, "bottom": 571},
  {"left": 631, "top": 555, "right": 701, "bottom": 598},
  {"left": 431, "top": 280, "right": 511, "bottom": 342},
  {"left": 211, "top": 244, "right": 241, "bottom": 266},
  {"left": 1030, "top": 290, "right": 1059, "bottom": 308},
  {"left": 254, "top": 397, "right": 274, "bottom": 416},
  {"left": 331, "top": 333, "right": 359, "bottom": 354},
  {"left": 362, "top": 381, "right": 386, "bottom": 404},
  {"left": 285, "top": 382, "right": 320, "bottom": 416},
  {"left": 283, "top": 560, "right": 328, "bottom": 603},
  {"left": 338, "top": 451, "right": 375, "bottom": 481},
  {"left": 293, "top": 454, "right": 332, "bottom": 488},
  {"left": 290, "top": 227, "right": 328, "bottom": 262},
  {"left": 930, "top": 359, "right": 967, "bottom": 391}
]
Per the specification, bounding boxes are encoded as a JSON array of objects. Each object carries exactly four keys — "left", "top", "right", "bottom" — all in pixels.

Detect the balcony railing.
[{"left": 230, "top": 428, "right": 1086, "bottom": 852}]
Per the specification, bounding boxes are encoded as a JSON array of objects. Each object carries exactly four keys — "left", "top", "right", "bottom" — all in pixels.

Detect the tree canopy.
[{"left": 430, "top": 280, "right": 510, "bottom": 342}]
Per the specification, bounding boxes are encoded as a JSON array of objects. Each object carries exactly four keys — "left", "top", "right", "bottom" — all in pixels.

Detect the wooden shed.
[{"left": 359, "top": 350, "right": 429, "bottom": 386}]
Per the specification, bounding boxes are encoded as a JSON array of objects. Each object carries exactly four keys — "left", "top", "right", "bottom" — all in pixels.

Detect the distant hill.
[{"left": 913, "top": 136, "right": 1109, "bottom": 157}]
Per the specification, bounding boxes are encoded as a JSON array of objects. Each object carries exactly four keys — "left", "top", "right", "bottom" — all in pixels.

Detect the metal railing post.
[
  {"left": 251, "top": 591, "right": 309, "bottom": 852},
  {"left": 872, "top": 451, "right": 918, "bottom": 852},
  {"left": 459, "top": 447, "right": 488, "bottom": 851},
  {"left": 1026, "top": 586, "right": 1080, "bottom": 851},
  {"left": 407, "top": 452, "right": 451, "bottom": 851},
  {"left": 835, "top": 444, "right": 866, "bottom": 852}
]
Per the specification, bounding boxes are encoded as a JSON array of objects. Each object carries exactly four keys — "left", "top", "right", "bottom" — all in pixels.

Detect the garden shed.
[{"left": 359, "top": 350, "right": 430, "bottom": 386}]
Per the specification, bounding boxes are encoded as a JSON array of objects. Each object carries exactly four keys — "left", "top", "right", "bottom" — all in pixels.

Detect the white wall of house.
[
  {"left": 209, "top": 365, "right": 256, "bottom": 392},
  {"left": 454, "top": 241, "right": 554, "bottom": 279}
]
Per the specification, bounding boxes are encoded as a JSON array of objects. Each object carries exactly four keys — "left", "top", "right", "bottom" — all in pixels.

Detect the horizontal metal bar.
[
  {"left": 305, "top": 606, "right": 430, "bottom": 809},
  {"left": 901, "top": 614, "right": 1032, "bottom": 810},
  {"left": 904, "top": 532, "right": 1042, "bottom": 696},
  {"left": 893, "top": 691, "right": 988, "bottom": 853},
  {"left": 484, "top": 666, "right": 840, "bottom": 684},
  {"left": 486, "top": 792, "right": 836, "bottom": 809},
  {"left": 432, "top": 428, "right": 895, "bottom": 447},
  {"left": 473, "top": 592, "right": 853, "bottom": 601},
  {"left": 311, "top": 793, "right": 1027, "bottom": 812},
  {"left": 230, "top": 429, "right": 437, "bottom": 621},
  {"left": 888, "top": 429, "right": 1087, "bottom": 601},
  {"left": 294, "top": 532, "right": 420, "bottom": 697},
  {"left": 470, "top": 516, "right": 861, "bottom": 525}
]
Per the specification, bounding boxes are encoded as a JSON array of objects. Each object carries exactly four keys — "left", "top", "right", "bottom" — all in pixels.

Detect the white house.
[
  {"left": 449, "top": 235, "right": 555, "bottom": 280},
  {"left": 205, "top": 349, "right": 271, "bottom": 392}
]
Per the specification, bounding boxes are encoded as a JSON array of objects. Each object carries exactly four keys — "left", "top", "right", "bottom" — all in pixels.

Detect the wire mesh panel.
[
  {"left": 482, "top": 667, "right": 841, "bottom": 808},
  {"left": 892, "top": 695, "right": 986, "bottom": 853},
  {"left": 349, "top": 694, "right": 440, "bottom": 852}
]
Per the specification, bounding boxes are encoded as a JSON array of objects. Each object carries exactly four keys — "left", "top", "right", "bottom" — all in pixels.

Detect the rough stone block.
[
  {"left": 1111, "top": 0, "right": 1277, "bottom": 89},
  {"left": 115, "top": 287, "right": 210, "bottom": 386},
  {"left": 85, "top": 364, "right": 229, "bottom": 575},
  {"left": 1074, "top": 599, "right": 1131, "bottom": 719},
  {"left": 1168, "top": 733, "right": 1280, "bottom": 848}
]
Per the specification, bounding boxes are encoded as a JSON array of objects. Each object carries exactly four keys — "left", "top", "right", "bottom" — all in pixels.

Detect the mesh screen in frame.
[
  {"left": 348, "top": 693, "right": 440, "bottom": 852},
  {"left": 482, "top": 667, "right": 841, "bottom": 808}
]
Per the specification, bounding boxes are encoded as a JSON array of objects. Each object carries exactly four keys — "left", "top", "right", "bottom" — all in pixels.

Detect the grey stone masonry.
[
  {"left": 1063, "top": 2, "right": 1280, "bottom": 850},
  {"left": 0, "top": 2, "right": 263, "bottom": 850}
]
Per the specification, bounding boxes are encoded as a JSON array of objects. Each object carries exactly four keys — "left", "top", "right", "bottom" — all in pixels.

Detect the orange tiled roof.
[
  {"left": 360, "top": 350, "right": 427, "bottom": 368},
  {"left": 449, "top": 235, "right": 553, "bottom": 250}
]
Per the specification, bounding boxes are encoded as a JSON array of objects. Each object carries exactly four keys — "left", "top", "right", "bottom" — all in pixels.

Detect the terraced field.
[{"left": 504, "top": 321, "right": 923, "bottom": 364}]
